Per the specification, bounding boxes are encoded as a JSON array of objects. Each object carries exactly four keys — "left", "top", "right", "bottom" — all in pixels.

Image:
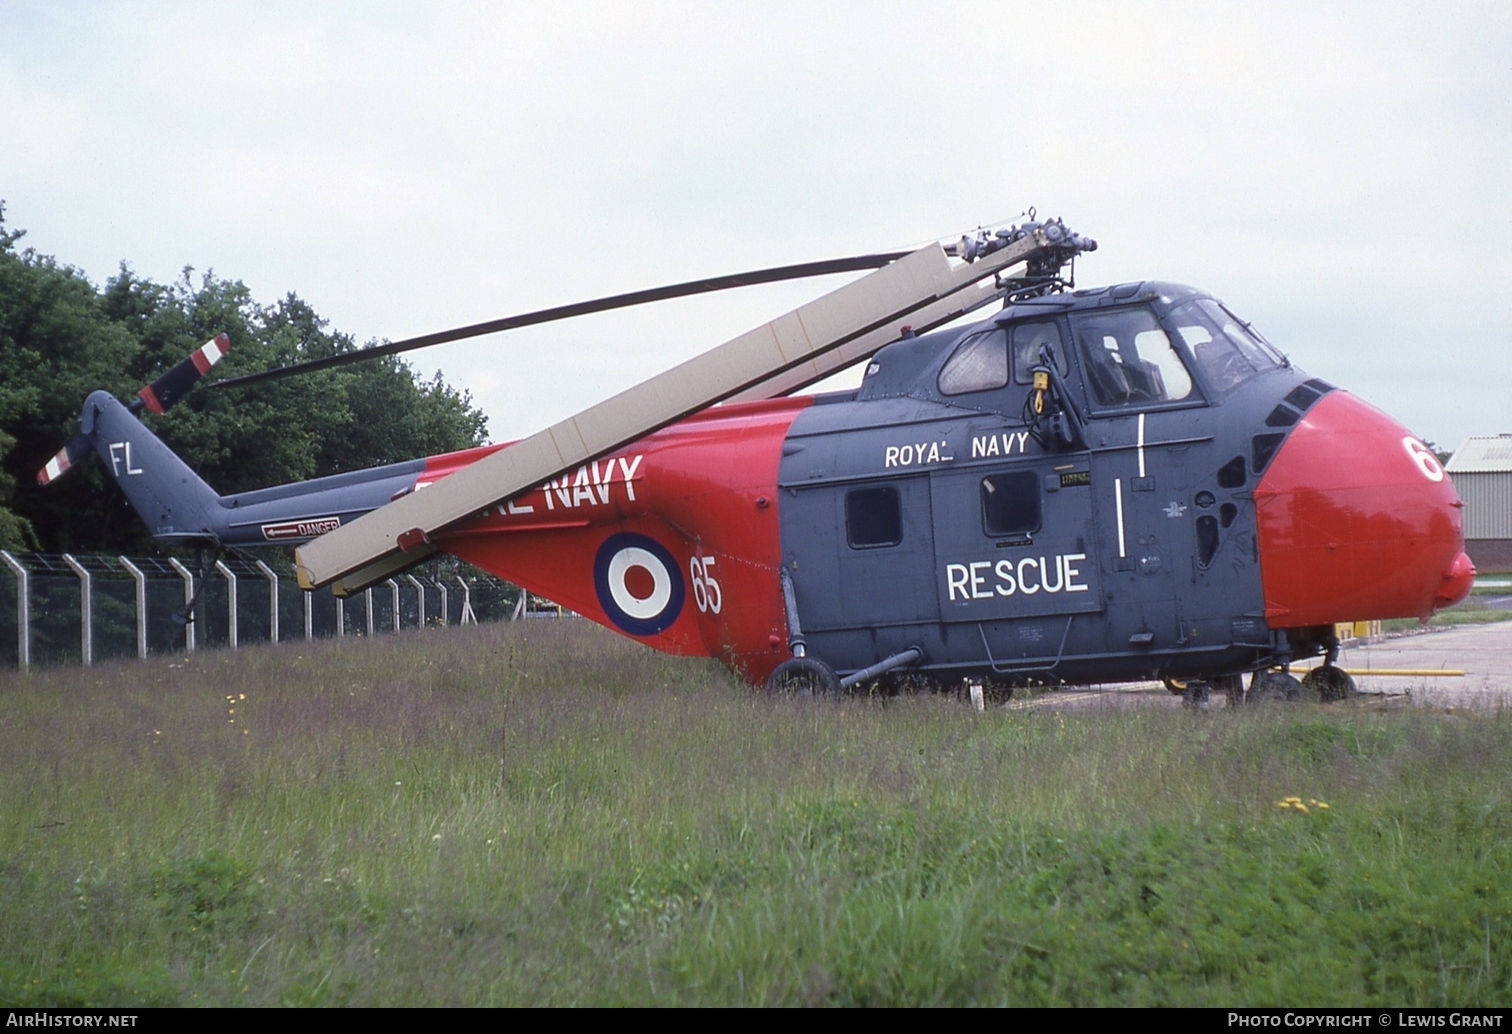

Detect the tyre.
[
  {"left": 1249, "top": 670, "right": 1302, "bottom": 704},
  {"left": 765, "top": 656, "right": 843, "bottom": 699},
  {"left": 1302, "top": 665, "right": 1356, "bottom": 703}
]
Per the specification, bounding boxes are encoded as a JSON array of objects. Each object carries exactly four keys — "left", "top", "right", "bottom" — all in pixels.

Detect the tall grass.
[{"left": 1, "top": 621, "right": 1509, "bottom": 1006}]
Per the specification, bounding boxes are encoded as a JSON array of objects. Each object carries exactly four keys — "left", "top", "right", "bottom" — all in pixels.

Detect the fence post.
[
  {"left": 61, "top": 554, "right": 92, "bottom": 666},
  {"left": 335, "top": 595, "right": 345, "bottom": 638},
  {"left": 167, "top": 558, "right": 195, "bottom": 653},
  {"left": 118, "top": 557, "right": 148, "bottom": 659},
  {"left": 1, "top": 550, "right": 29, "bottom": 672},
  {"left": 512, "top": 590, "right": 527, "bottom": 621},
  {"left": 456, "top": 575, "right": 475, "bottom": 626},
  {"left": 364, "top": 588, "right": 374, "bottom": 637},
  {"left": 386, "top": 579, "right": 400, "bottom": 632},
  {"left": 214, "top": 560, "right": 238, "bottom": 649},
  {"left": 254, "top": 560, "right": 279, "bottom": 643},
  {"left": 435, "top": 578, "right": 449, "bottom": 628},
  {"left": 303, "top": 590, "right": 313, "bottom": 640},
  {"left": 406, "top": 575, "right": 427, "bottom": 628}
]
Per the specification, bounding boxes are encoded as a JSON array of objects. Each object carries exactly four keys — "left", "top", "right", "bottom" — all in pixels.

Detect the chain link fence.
[{"left": 0, "top": 551, "right": 556, "bottom": 671}]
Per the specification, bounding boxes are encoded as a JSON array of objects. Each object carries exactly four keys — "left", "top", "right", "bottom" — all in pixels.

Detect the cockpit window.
[
  {"left": 1011, "top": 321, "right": 1070, "bottom": 383},
  {"left": 938, "top": 329, "right": 1009, "bottom": 396},
  {"left": 1070, "top": 307, "right": 1194, "bottom": 407},
  {"left": 1169, "top": 298, "right": 1285, "bottom": 394}
]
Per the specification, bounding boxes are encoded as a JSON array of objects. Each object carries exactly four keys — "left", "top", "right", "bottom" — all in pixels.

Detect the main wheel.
[
  {"left": 765, "top": 657, "right": 843, "bottom": 699},
  {"left": 1249, "top": 670, "right": 1303, "bottom": 704},
  {"left": 1302, "top": 665, "right": 1357, "bottom": 703}
]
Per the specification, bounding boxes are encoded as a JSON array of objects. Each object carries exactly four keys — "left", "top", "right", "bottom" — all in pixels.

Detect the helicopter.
[{"left": 37, "top": 214, "right": 1476, "bottom": 703}]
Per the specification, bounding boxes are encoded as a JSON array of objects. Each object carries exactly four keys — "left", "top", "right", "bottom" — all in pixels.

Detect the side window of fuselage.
[
  {"left": 938, "top": 330, "right": 1009, "bottom": 396},
  {"left": 980, "top": 470, "right": 1041, "bottom": 537},
  {"left": 1011, "top": 321, "right": 1070, "bottom": 382},
  {"left": 1070, "top": 306, "right": 1195, "bottom": 409},
  {"left": 846, "top": 486, "right": 902, "bottom": 548}
]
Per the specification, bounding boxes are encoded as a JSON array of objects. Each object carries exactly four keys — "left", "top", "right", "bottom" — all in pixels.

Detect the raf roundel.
[{"left": 593, "top": 532, "right": 685, "bottom": 636}]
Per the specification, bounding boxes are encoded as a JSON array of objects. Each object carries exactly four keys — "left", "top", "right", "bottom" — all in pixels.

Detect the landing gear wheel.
[
  {"left": 1210, "top": 674, "right": 1245, "bottom": 707},
  {"left": 765, "top": 657, "right": 843, "bottom": 699},
  {"left": 1249, "top": 670, "right": 1303, "bottom": 704},
  {"left": 1302, "top": 665, "right": 1356, "bottom": 703}
]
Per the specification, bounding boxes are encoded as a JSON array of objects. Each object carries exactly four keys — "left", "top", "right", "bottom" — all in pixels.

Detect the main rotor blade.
[
  {"left": 297, "top": 230, "right": 1059, "bottom": 593},
  {"left": 210, "top": 251, "right": 910, "bottom": 391}
]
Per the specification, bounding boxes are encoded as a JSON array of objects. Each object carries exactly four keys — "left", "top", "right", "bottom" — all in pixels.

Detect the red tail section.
[{"left": 429, "top": 397, "right": 811, "bottom": 682}]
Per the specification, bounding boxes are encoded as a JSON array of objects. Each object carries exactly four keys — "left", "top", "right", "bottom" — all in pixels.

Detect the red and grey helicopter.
[{"left": 38, "top": 215, "right": 1475, "bottom": 702}]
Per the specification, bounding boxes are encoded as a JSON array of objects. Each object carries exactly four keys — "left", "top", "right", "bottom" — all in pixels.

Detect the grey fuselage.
[{"left": 775, "top": 281, "right": 1328, "bottom": 684}]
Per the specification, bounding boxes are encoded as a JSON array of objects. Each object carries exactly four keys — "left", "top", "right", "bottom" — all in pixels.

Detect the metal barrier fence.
[{"left": 0, "top": 551, "right": 534, "bottom": 672}]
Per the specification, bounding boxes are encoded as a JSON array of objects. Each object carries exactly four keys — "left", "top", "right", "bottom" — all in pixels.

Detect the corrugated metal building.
[{"left": 1447, "top": 435, "right": 1512, "bottom": 571}]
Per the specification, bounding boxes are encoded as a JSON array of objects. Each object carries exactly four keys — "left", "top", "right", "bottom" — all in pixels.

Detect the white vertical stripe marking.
[
  {"left": 1137, "top": 413, "right": 1146, "bottom": 479},
  {"left": 1115, "top": 477, "right": 1126, "bottom": 558}
]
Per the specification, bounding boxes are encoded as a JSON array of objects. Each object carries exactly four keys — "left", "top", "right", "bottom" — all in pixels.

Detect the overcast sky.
[{"left": 2, "top": 1, "right": 1508, "bottom": 452}]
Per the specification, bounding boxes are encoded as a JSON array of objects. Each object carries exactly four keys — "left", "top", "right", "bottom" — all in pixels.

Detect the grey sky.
[{"left": 2, "top": 1, "right": 1508, "bottom": 453}]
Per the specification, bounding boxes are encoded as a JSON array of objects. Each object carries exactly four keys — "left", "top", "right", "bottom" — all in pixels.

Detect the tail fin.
[{"left": 81, "top": 390, "right": 223, "bottom": 544}]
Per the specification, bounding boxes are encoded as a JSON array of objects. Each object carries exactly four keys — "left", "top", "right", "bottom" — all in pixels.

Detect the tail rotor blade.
[
  {"left": 137, "top": 333, "right": 231, "bottom": 414},
  {"left": 36, "top": 434, "right": 92, "bottom": 486}
]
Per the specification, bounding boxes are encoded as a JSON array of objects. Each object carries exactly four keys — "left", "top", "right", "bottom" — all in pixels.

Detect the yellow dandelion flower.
[{"left": 1295, "top": 803, "right": 1309, "bottom": 813}]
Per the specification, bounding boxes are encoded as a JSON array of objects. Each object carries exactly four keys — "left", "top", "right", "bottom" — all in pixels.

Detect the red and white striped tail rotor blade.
[
  {"left": 36, "top": 434, "right": 92, "bottom": 486},
  {"left": 137, "top": 332, "right": 231, "bottom": 414}
]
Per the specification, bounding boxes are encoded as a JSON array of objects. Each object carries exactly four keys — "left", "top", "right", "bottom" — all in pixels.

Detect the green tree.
[{"left": 0, "top": 205, "right": 489, "bottom": 554}]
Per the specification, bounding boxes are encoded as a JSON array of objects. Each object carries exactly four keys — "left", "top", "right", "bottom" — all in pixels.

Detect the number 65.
[{"left": 689, "top": 556, "right": 722, "bottom": 614}]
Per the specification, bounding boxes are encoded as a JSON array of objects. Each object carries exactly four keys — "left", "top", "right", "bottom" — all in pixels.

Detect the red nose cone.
[
  {"left": 1436, "top": 551, "right": 1476, "bottom": 610},
  {"left": 1254, "top": 390, "right": 1466, "bottom": 626}
]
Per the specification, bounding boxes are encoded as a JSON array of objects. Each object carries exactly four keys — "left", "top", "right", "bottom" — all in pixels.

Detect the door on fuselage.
[
  {"left": 927, "top": 317, "right": 1104, "bottom": 663},
  {"left": 783, "top": 473, "right": 938, "bottom": 633},
  {"left": 930, "top": 457, "right": 1103, "bottom": 638},
  {"left": 1069, "top": 303, "right": 1209, "bottom": 654}
]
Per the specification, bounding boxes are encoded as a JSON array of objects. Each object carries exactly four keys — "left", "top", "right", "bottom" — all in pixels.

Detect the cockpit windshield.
[{"left": 1168, "top": 299, "right": 1286, "bottom": 394}]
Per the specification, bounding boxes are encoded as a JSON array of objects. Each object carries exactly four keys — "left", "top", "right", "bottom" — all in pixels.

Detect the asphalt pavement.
[
  {"left": 1003, "top": 619, "right": 1512, "bottom": 711},
  {"left": 1328, "top": 618, "right": 1512, "bottom": 707}
]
